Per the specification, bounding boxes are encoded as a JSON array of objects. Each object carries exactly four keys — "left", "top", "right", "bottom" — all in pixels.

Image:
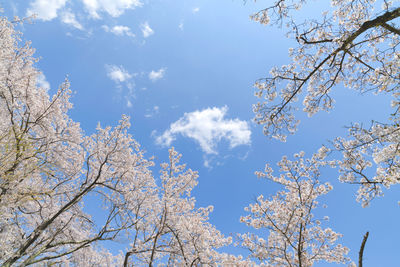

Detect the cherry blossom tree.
[
  {"left": 251, "top": 0, "right": 400, "bottom": 205},
  {"left": 0, "top": 17, "right": 232, "bottom": 266},
  {"left": 122, "top": 148, "right": 234, "bottom": 266},
  {"left": 0, "top": 16, "right": 155, "bottom": 262},
  {"left": 239, "top": 151, "right": 350, "bottom": 266}
]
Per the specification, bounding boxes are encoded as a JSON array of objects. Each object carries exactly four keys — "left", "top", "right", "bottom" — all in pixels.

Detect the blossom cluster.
[{"left": 239, "top": 152, "right": 350, "bottom": 266}]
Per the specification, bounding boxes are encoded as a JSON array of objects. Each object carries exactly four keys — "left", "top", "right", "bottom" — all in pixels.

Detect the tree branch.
[{"left": 358, "top": 231, "right": 369, "bottom": 267}]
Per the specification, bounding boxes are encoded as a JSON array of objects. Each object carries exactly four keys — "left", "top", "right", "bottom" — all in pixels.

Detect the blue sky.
[{"left": 3, "top": 1, "right": 400, "bottom": 266}]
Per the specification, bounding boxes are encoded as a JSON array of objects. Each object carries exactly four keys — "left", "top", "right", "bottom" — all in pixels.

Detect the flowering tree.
[
  {"left": 122, "top": 148, "right": 233, "bottom": 266},
  {"left": 0, "top": 17, "right": 232, "bottom": 266},
  {"left": 252, "top": 0, "right": 400, "bottom": 205},
  {"left": 0, "top": 15, "right": 155, "bottom": 264},
  {"left": 239, "top": 151, "right": 350, "bottom": 266}
]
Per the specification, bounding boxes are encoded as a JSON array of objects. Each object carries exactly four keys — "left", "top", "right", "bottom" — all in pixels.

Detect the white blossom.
[{"left": 239, "top": 152, "right": 350, "bottom": 266}]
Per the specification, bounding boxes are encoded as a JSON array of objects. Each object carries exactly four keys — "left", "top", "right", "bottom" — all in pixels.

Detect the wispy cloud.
[
  {"left": 145, "top": 106, "right": 160, "bottom": 118},
  {"left": 148, "top": 68, "right": 166, "bottom": 82},
  {"left": 82, "top": 0, "right": 143, "bottom": 18},
  {"left": 192, "top": 7, "right": 200, "bottom": 13},
  {"left": 25, "top": 0, "right": 144, "bottom": 25},
  {"left": 61, "top": 10, "right": 83, "bottom": 30},
  {"left": 156, "top": 106, "right": 251, "bottom": 155},
  {"left": 102, "top": 25, "right": 135, "bottom": 37},
  {"left": 26, "top": 0, "right": 67, "bottom": 21},
  {"left": 178, "top": 21, "right": 184, "bottom": 31},
  {"left": 140, "top": 22, "right": 154, "bottom": 38},
  {"left": 105, "top": 64, "right": 135, "bottom": 107},
  {"left": 125, "top": 90, "right": 134, "bottom": 108},
  {"left": 106, "top": 65, "right": 132, "bottom": 83},
  {"left": 36, "top": 73, "right": 50, "bottom": 91}
]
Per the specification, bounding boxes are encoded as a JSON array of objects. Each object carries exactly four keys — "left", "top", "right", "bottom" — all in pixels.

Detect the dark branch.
[
  {"left": 358, "top": 231, "right": 369, "bottom": 267},
  {"left": 381, "top": 22, "right": 400, "bottom": 35}
]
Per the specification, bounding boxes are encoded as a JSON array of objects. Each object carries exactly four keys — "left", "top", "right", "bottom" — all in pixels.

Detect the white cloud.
[
  {"left": 61, "top": 10, "right": 83, "bottom": 30},
  {"left": 82, "top": 0, "right": 142, "bottom": 18},
  {"left": 178, "top": 21, "right": 184, "bottom": 31},
  {"left": 192, "top": 7, "right": 200, "bottom": 13},
  {"left": 156, "top": 106, "right": 251, "bottom": 154},
  {"left": 145, "top": 106, "right": 160, "bottom": 118},
  {"left": 105, "top": 65, "right": 136, "bottom": 108},
  {"left": 102, "top": 25, "right": 135, "bottom": 37},
  {"left": 148, "top": 68, "right": 166, "bottom": 82},
  {"left": 126, "top": 99, "right": 133, "bottom": 108},
  {"left": 106, "top": 64, "right": 132, "bottom": 83},
  {"left": 36, "top": 73, "right": 50, "bottom": 91},
  {"left": 140, "top": 22, "right": 154, "bottom": 38},
  {"left": 26, "top": 0, "right": 144, "bottom": 23},
  {"left": 26, "top": 0, "right": 67, "bottom": 21}
]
